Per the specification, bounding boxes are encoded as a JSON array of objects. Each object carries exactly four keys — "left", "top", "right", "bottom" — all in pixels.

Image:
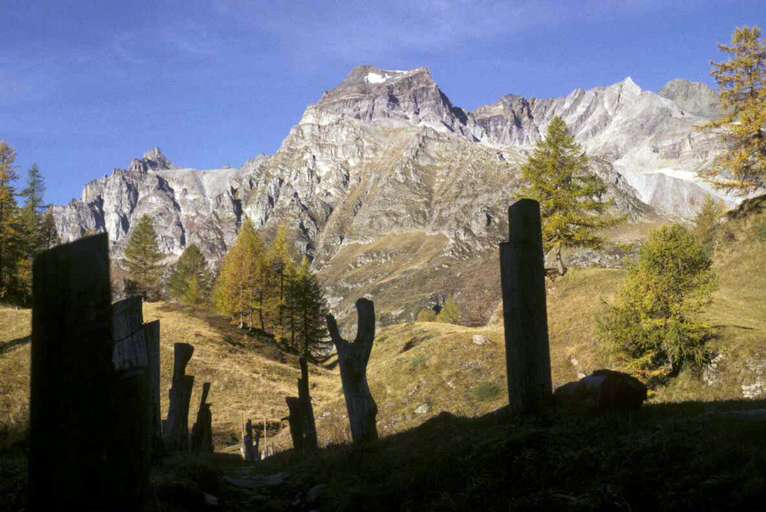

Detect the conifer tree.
[
  {"left": 265, "top": 225, "right": 296, "bottom": 337},
  {"left": 692, "top": 195, "right": 725, "bottom": 255},
  {"left": 705, "top": 26, "right": 766, "bottom": 192},
  {"left": 124, "top": 215, "right": 164, "bottom": 300},
  {"left": 598, "top": 225, "right": 717, "bottom": 383},
  {"left": 520, "top": 117, "right": 618, "bottom": 276},
  {"left": 168, "top": 244, "right": 211, "bottom": 306},
  {"left": 286, "top": 258, "right": 329, "bottom": 358},
  {"left": 39, "top": 210, "right": 60, "bottom": 250},
  {"left": 0, "top": 141, "right": 22, "bottom": 303}
]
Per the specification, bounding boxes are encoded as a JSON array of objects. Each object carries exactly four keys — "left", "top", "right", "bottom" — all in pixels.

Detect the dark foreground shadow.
[
  {"left": 0, "top": 336, "right": 30, "bottom": 356},
  {"left": 3, "top": 399, "right": 766, "bottom": 511}
]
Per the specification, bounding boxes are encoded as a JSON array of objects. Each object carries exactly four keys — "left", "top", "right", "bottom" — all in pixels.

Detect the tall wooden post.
[
  {"left": 326, "top": 298, "right": 378, "bottom": 444},
  {"left": 143, "top": 320, "right": 162, "bottom": 449},
  {"left": 298, "top": 357, "right": 318, "bottom": 450},
  {"left": 190, "top": 382, "right": 214, "bottom": 453},
  {"left": 29, "top": 234, "right": 114, "bottom": 510},
  {"left": 164, "top": 343, "right": 195, "bottom": 451},
  {"left": 500, "top": 199, "right": 552, "bottom": 413}
]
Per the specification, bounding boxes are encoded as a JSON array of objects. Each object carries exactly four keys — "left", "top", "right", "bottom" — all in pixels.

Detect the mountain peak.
[
  {"left": 620, "top": 76, "right": 642, "bottom": 95},
  {"left": 142, "top": 147, "right": 173, "bottom": 170},
  {"left": 659, "top": 79, "right": 722, "bottom": 118}
]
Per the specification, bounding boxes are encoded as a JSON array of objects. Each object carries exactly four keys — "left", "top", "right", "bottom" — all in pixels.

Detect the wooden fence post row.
[
  {"left": 164, "top": 343, "right": 195, "bottom": 452},
  {"left": 500, "top": 199, "right": 553, "bottom": 413}
]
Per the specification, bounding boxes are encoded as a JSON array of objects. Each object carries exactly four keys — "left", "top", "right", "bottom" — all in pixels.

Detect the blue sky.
[{"left": 2, "top": 0, "right": 765, "bottom": 204}]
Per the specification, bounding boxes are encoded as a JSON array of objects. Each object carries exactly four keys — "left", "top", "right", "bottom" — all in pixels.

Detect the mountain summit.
[{"left": 52, "top": 67, "right": 731, "bottom": 324}]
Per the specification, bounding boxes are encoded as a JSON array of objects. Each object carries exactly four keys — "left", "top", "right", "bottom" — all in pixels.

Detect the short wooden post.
[
  {"left": 190, "top": 382, "right": 214, "bottom": 453},
  {"left": 298, "top": 357, "right": 318, "bottom": 450},
  {"left": 29, "top": 234, "right": 115, "bottom": 510},
  {"left": 164, "top": 343, "right": 195, "bottom": 451},
  {"left": 500, "top": 199, "right": 552, "bottom": 413},
  {"left": 326, "top": 298, "right": 378, "bottom": 444},
  {"left": 241, "top": 419, "right": 257, "bottom": 461}
]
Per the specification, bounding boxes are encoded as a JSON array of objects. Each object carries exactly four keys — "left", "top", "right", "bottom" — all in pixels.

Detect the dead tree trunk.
[
  {"left": 29, "top": 234, "right": 116, "bottom": 511},
  {"left": 500, "top": 199, "right": 552, "bottom": 413},
  {"left": 326, "top": 298, "right": 378, "bottom": 444},
  {"left": 190, "top": 382, "right": 214, "bottom": 453},
  {"left": 298, "top": 357, "right": 318, "bottom": 450},
  {"left": 164, "top": 343, "right": 195, "bottom": 451}
]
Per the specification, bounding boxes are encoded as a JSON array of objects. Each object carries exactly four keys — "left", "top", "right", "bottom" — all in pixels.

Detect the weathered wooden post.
[
  {"left": 326, "top": 298, "right": 378, "bottom": 444},
  {"left": 29, "top": 234, "right": 115, "bottom": 510},
  {"left": 190, "top": 382, "right": 214, "bottom": 453},
  {"left": 298, "top": 357, "right": 318, "bottom": 450},
  {"left": 164, "top": 343, "right": 195, "bottom": 451},
  {"left": 240, "top": 419, "right": 257, "bottom": 462},
  {"left": 112, "top": 297, "right": 162, "bottom": 450},
  {"left": 285, "top": 396, "right": 306, "bottom": 452},
  {"left": 500, "top": 199, "right": 553, "bottom": 413}
]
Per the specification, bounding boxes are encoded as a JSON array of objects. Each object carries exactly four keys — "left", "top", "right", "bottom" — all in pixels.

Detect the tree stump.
[
  {"left": 499, "top": 199, "right": 553, "bottom": 413},
  {"left": 326, "top": 298, "right": 378, "bottom": 444},
  {"left": 29, "top": 234, "right": 115, "bottom": 510},
  {"left": 190, "top": 382, "right": 214, "bottom": 453},
  {"left": 164, "top": 343, "right": 195, "bottom": 451}
]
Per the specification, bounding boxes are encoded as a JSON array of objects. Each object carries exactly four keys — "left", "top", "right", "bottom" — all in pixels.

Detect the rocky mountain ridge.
[{"left": 51, "top": 66, "right": 733, "bottom": 324}]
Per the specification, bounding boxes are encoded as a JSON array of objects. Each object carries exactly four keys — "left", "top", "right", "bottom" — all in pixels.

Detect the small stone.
[
  {"left": 472, "top": 335, "right": 489, "bottom": 345},
  {"left": 415, "top": 403, "right": 431, "bottom": 415}
]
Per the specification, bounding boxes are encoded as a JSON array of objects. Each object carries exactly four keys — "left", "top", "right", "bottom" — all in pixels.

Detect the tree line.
[
  {"left": 0, "top": 142, "right": 59, "bottom": 306},
  {"left": 122, "top": 215, "right": 329, "bottom": 358}
]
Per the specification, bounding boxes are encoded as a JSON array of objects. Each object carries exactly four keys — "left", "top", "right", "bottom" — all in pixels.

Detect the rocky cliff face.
[{"left": 52, "top": 66, "right": 733, "bottom": 324}]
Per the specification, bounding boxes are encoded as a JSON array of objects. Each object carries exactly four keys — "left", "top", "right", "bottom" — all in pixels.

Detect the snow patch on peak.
[{"left": 366, "top": 72, "right": 387, "bottom": 84}]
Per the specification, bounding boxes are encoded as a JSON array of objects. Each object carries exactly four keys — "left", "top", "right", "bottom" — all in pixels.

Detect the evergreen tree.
[
  {"left": 213, "top": 218, "right": 265, "bottom": 329},
  {"left": 168, "top": 244, "right": 211, "bottom": 306},
  {"left": 520, "top": 117, "right": 618, "bottom": 276},
  {"left": 265, "top": 225, "right": 294, "bottom": 337},
  {"left": 704, "top": 26, "right": 766, "bottom": 192},
  {"left": 285, "top": 258, "right": 329, "bottom": 358},
  {"left": 124, "top": 215, "right": 164, "bottom": 300},
  {"left": 437, "top": 296, "right": 461, "bottom": 324},
  {"left": 0, "top": 141, "right": 22, "bottom": 303},
  {"left": 598, "top": 225, "right": 717, "bottom": 384},
  {"left": 39, "top": 210, "right": 60, "bottom": 250}
]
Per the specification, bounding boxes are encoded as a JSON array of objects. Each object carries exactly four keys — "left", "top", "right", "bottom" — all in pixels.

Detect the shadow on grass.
[
  {"left": 251, "top": 399, "right": 766, "bottom": 511},
  {"left": 0, "top": 336, "right": 30, "bottom": 356}
]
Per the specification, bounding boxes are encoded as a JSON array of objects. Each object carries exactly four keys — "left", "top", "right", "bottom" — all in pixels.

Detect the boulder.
[{"left": 554, "top": 369, "right": 647, "bottom": 412}]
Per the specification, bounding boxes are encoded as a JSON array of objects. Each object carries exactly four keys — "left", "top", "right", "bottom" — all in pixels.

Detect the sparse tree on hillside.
[
  {"left": 437, "top": 296, "right": 461, "bottom": 324},
  {"left": 693, "top": 195, "right": 726, "bottom": 254},
  {"left": 520, "top": 117, "right": 619, "bottom": 276},
  {"left": 598, "top": 224, "right": 717, "bottom": 384},
  {"left": 704, "top": 26, "right": 766, "bottom": 192},
  {"left": 168, "top": 244, "right": 211, "bottom": 306},
  {"left": 124, "top": 215, "right": 164, "bottom": 300}
]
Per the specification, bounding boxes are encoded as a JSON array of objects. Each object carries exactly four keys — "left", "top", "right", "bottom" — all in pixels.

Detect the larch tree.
[
  {"left": 597, "top": 224, "right": 717, "bottom": 384},
  {"left": 704, "top": 26, "right": 766, "bottom": 192},
  {"left": 213, "top": 218, "right": 265, "bottom": 329},
  {"left": 124, "top": 215, "right": 165, "bottom": 300},
  {"left": 520, "top": 117, "right": 618, "bottom": 276},
  {"left": 168, "top": 244, "right": 211, "bottom": 306}
]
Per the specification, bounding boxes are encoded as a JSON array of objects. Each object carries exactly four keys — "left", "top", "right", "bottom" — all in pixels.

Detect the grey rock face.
[
  {"left": 51, "top": 66, "right": 735, "bottom": 323},
  {"left": 659, "top": 79, "right": 723, "bottom": 119}
]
